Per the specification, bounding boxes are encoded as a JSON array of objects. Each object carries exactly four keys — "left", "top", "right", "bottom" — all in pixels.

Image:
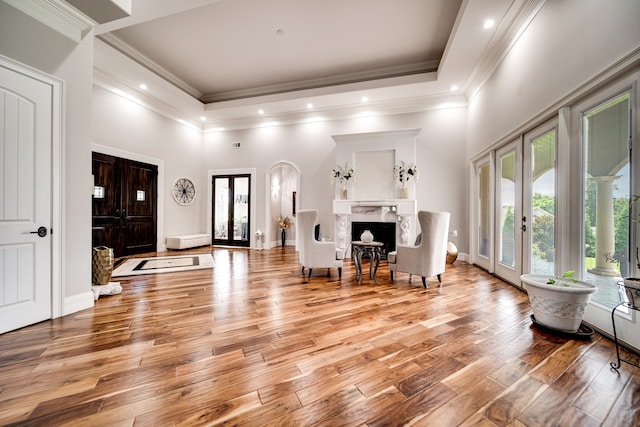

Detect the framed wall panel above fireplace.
[{"left": 353, "top": 149, "right": 395, "bottom": 200}]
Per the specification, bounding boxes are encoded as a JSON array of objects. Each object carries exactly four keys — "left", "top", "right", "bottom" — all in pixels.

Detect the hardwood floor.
[{"left": 1, "top": 247, "right": 639, "bottom": 426}]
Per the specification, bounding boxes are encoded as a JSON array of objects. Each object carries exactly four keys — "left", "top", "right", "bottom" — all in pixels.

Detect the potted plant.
[{"left": 520, "top": 271, "right": 597, "bottom": 332}]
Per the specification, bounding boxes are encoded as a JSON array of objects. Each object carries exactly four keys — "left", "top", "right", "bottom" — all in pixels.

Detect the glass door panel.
[
  {"left": 495, "top": 141, "right": 522, "bottom": 285},
  {"left": 233, "top": 177, "right": 249, "bottom": 242},
  {"left": 214, "top": 177, "right": 229, "bottom": 240},
  {"left": 525, "top": 126, "right": 557, "bottom": 276},
  {"left": 472, "top": 158, "right": 492, "bottom": 272},
  {"left": 583, "top": 92, "right": 631, "bottom": 308},
  {"left": 213, "top": 174, "right": 250, "bottom": 247}
]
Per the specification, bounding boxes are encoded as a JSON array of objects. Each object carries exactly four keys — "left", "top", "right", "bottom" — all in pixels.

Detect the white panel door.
[{"left": 0, "top": 63, "right": 53, "bottom": 334}]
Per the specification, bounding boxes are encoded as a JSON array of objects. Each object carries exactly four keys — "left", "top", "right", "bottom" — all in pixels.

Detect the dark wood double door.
[{"left": 92, "top": 152, "right": 158, "bottom": 257}]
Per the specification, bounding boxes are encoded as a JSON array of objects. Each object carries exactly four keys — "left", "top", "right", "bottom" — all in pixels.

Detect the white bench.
[{"left": 166, "top": 233, "right": 211, "bottom": 250}]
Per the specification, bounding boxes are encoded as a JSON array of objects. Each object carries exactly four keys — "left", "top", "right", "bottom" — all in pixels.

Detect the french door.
[
  {"left": 472, "top": 156, "right": 492, "bottom": 272},
  {"left": 577, "top": 85, "right": 637, "bottom": 349},
  {"left": 212, "top": 174, "right": 250, "bottom": 247},
  {"left": 479, "top": 120, "right": 558, "bottom": 287},
  {"left": 494, "top": 141, "right": 523, "bottom": 285}
]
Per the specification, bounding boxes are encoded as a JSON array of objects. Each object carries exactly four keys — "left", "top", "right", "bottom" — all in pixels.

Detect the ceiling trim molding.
[
  {"left": 203, "top": 93, "right": 469, "bottom": 132},
  {"left": 465, "top": 0, "right": 546, "bottom": 101},
  {"left": 201, "top": 60, "right": 441, "bottom": 103},
  {"left": 98, "top": 32, "right": 204, "bottom": 100},
  {"left": 93, "top": 68, "right": 203, "bottom": 130},
  {"left": 3, "top": 0, "right": 96, "bottom": 42},
  {"left": 97, "top": 32, "right": 441, "bottom": 105}
]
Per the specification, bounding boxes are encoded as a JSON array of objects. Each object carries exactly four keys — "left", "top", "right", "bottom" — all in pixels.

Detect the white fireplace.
[
  {"left": 330, "top": 128, "right": 420, "bottom": 256},
  {"left": 333, "top": 199, "right": 417, "bottom": 256}
]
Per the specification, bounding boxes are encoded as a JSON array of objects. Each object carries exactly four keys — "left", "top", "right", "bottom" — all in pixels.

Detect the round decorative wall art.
[{"left": 172, "top": 177, "right": 196, "bottom": 205}]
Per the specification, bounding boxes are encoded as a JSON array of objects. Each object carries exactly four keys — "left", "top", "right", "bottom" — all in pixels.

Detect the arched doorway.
[{"left": 266, "top": 162, "right": 300, "bottom": 249}]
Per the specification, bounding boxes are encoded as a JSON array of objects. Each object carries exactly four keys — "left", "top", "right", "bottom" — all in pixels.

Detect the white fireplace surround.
[
  {"left": 333, "top": 200, "right": 417, "bottom": 255},
  {"left": 331, "top": 129, "right": 420, "bottom": 256}
]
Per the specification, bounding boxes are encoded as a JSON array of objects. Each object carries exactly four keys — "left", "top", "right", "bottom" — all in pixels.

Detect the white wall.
[
  {"left": 201, "top": 108, "right": 468, "bottom": 252},
  {"left": 0, "top": 2, "right": 95, "bottom": 312},
  {"left": 90, "top": 86, "right": 465, "bottom": 255},
  {"left": 92, "top": 86, "right": 205, "bottom": 241},
  {"left": 467, "top": 0, "right": 640, "bottom": 158}
]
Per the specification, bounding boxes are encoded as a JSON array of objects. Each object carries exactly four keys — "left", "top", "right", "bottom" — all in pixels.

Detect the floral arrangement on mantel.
[
  {"left": 394, "top": 161, "right": 419, "bottom": 187},
  {"left": 274, "top": 216, "right": 294, "bottom": 229},
  {"left": 330, "top": 163, "right": 355, "bottom": 187}
]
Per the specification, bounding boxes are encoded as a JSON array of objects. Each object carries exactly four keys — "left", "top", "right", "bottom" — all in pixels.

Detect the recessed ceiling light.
[
  {"left": 307, "top": 103, "right": 313, "bottom": 109},
  {"left": 276, "top": 29, "right": 285, "bottom": 36},
  {"left": 258, "top": 109, "right": 264, "bottom": 115},
  {"left": 483, "top": 19, "right": 495, "bottom": 29},
  {"left": 361, "top": 96, "right": 368, "bottom": 103},
  {"left": 200, "top": 116, "right": 206, "bottom": 121},
  {"left": 450, "top": 85, "right": 459, "bottom": 91},
  {"left": 139, "top": 83, "right": 148, "bottom": 90}
]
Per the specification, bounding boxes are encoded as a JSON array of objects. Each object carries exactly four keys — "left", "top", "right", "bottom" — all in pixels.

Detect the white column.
[{"left": 589, "top": 176, "right": 620, "bottom": 276}]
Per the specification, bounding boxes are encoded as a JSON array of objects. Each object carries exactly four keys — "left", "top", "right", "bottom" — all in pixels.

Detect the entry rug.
[{"left": 112, "top": 254, "right": 214, "bottom": 277}]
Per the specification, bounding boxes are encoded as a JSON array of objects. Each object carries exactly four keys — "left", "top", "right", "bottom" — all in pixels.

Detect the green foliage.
[
  {"left": 547, "top": 270, "right": 577, "bottom": 287},
  {"left": 532, "top": 215, "right": 555, "bottom": 261},
  {"left": 532, "top": 193, "right": 555, "bottom": 215}
]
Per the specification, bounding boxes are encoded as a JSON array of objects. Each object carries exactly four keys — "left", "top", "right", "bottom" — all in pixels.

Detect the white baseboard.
[{"left": 62, "top": 290, "right": 94, "bottom": 316}]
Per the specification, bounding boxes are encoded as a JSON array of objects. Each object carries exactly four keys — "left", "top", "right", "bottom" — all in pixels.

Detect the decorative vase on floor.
[
  {"left": 520, "top": 274, "right": 597, "bottom": 332},
  {"left": 281, "top": 229, "right": 286, "bottom": 247},
  {"left": 92, "top": 246, "right": 113, "bottom": 285},
  {"left": 446, "top": 242, "right": 458, "bottom": 264}
]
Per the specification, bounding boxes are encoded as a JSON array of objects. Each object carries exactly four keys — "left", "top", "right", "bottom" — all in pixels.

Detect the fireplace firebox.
[{"left": 351, "top": 222, "right": 396, "bottom": 259}]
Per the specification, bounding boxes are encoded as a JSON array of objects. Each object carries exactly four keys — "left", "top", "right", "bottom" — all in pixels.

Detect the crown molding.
[
  {"left": 201, "top": 60, "right": 441, "bottom": 103},
  {"left": 465, "top": 0, "right": 546, "bottom": 101},
  {"left": 98, "top": 32, "right": 204, "bottom": 100},
  {"left": 202, "top": 93, "right": 468, "bottom": 132},
  {"left": 93, "top": 68, "right": 204, "bottom": 131},
  {"left": 3, "top": 0, "right": 96, "bottom": 42}
]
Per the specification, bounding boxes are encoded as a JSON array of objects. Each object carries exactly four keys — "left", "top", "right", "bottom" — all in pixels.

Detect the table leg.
[
  {"left": 353, "top": 246, "right": 363, "bottom": 285},
  {"left": 372, "top": 247, "right": 380, "bottom": 284}
]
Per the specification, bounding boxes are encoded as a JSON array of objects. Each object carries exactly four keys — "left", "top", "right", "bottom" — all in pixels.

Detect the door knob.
[{"left": 30, "top": 226, "right": 48, "bottom": 237}]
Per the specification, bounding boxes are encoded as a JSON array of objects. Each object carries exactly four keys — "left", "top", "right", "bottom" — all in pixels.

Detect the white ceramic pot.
[
  {"left": 360, "top": 230, "right": 374, "bottom": 243},
  {"left": 520, "top": 274, "right": 597, "bottom": 332}
]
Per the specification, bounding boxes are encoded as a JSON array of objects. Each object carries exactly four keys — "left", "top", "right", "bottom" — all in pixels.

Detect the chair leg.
[
  {"left": 338, "top": 267, "right": 342, "bottom": 278},
  {"left": 307, "top": 268, "right": 312, "bottom": 278},
  {"left": 390, "top": 271, "right": 394, "bottom": 281},
  {"left": 422, "top": 277, "right": 428, "bottom": 288},
  {"left": 301, "top": 266, "right": 305, "bottom": 274},
  {"left": 437, "top": 274, "right": 442, "bottom": 283}
]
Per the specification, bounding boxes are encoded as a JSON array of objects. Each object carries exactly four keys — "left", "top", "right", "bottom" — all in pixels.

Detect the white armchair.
[
  {"left": 297, "top": 209, "right": 344, "bottom": 278},
  {"left": 389, "top": 210, "right": 450, "bottom": 288}
]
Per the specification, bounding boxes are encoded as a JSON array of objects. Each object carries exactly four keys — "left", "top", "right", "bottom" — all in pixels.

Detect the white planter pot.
[{"left": 520, "top": 274, "right": 597, "bottom": 333}]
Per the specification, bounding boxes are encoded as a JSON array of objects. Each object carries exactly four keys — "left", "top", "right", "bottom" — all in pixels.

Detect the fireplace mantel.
[{"left": 333, "top": 199, "right": 416, "bottom": 215}]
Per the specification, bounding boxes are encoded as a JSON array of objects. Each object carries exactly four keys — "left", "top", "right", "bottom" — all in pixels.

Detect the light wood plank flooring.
[{"left": 1, "top": 247, "right": 639, "bottom": 426}]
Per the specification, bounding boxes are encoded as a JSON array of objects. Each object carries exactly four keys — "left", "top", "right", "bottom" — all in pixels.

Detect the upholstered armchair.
[
  {"left": 297, "top": 209, "right": 344, "bottom": 278},
  {"left": 389, "top": 210, "right": 450, "bottom": 288}
]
